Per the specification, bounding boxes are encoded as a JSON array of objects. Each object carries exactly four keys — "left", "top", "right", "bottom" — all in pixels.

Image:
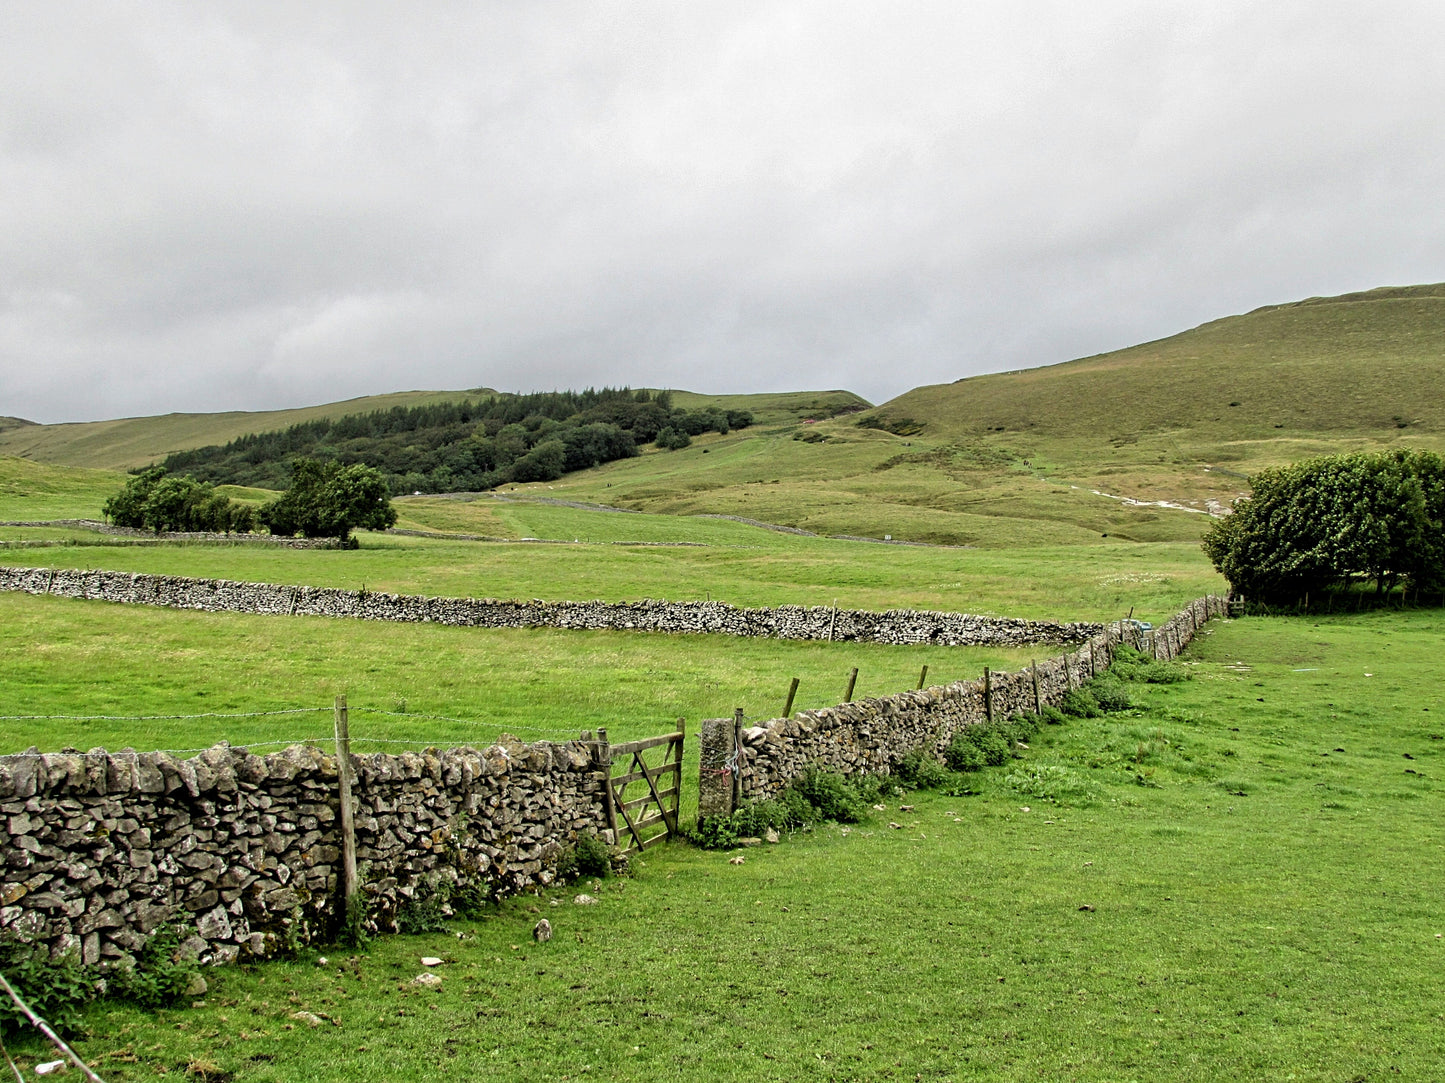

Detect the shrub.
[
  {"left": 943, "top": 733, "right": 986, "bottom": 772},
  {"left": 1039, "top": 705, "right": 1068, "bottom": 725},
  {"left": 573, "top": 834, "right": 613, "bottom": 879},
  {"left": 1060, "top": 687, "right": 1102, "bottom": 718},
  {"left": 1110, "top": 644, "right": 1190, "bottom": 684},
  {"left": 894, "top": 748, "right": 950, "bottom": 789},
  {"left": 110, "top": 925, "right": 201, "bottom": 1010},
  {"left": 0, "top": 936, "right": 94, "bottom": 1037},
  {"left": 792, "top": 769, "right": 868, "bottom": 823},
  {"left": 1004, "top": 713, "right": 1042, "bottom": 743},
  {"left": 1087, "top": 674, "right": 1134, "bottom": 712},
  {"left": 689, "top": 794, "right": 815, "bottom": 850}
]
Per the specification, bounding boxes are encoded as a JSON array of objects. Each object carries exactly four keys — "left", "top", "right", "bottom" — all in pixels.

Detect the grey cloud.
[{"left": 3, "top": 1, "right": 1444, "bottom": 423}]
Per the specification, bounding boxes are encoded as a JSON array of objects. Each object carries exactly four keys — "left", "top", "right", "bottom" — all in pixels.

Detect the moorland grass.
[{"left": 13, "top": 610, "right": 1445, "bottom": 1081}]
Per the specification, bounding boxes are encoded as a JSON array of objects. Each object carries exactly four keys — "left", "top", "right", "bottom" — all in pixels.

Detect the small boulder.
[
  {"left": 533, "top": 919, "right": 552, "bottom": 943},
  {"left": 420, "top": 957, "right": 443, "bottom": 967},
  {"left": 410, "top": 972, "right": 443, "bottom": 988},
  {"left": 573, "top": 894, "right": 598, "bottom": 906},
  {"left": 290, "top": 1010, "right": 324, "bottom": 1027}
]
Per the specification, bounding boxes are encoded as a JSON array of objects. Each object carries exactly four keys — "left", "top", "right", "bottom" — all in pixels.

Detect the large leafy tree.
[
  {"left": 103, "top": 467, "right": 256, "bottom": 533},
  {"left": 260, "top": 459, "right": 397, "bottom": 545},
  {"left": 1202, "top": 449, "right": 1445, "bottom": 601}
]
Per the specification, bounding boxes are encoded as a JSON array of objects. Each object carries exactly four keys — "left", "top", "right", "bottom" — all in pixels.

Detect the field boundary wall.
[
  {"left": 0, "top": 735, "right": 609, "bottom": 968},
  {"left": 700, "top": 595, "right": 1227, "bottom": 811},
  {"left": 0, "top": 565, "right": 1102, "bottom": 647}
]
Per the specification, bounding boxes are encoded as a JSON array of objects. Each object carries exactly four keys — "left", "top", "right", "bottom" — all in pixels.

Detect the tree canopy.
[
  {"left": 1202, "top": 449, "right": 1445, "bottom": 602},
  {"left": 159, "top": 388, "right": 753, "bottom": 494},
  {"left": 103, "top": 468, "right": 256, "bottom": 534},
  {"left": 259, "top": 459, "right": 397, "bottom": 545}
]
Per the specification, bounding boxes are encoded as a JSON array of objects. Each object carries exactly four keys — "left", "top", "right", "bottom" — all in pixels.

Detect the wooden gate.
[{"left": 596, "top": 721, "right": 685, "bottom": 853}]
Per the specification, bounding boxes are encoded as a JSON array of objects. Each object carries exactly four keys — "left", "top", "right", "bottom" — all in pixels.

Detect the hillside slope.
[
  {"left": 0, "top": 390, "right": 494, "bottom": 471},
  {"left": 0, "top": 388, "right": 869, "bottom": 473},
  {"left": 529, "top": 285, "right": 1445, "bottom": 546}
]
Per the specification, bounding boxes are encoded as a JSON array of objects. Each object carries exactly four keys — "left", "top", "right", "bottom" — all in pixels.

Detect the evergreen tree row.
[{"left": 159, "top": 388, "right": 752, "bottom": 494}]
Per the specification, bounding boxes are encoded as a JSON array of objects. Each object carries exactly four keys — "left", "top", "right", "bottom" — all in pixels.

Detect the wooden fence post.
[
  {"left": 983, "top": 667, "right": 993, "bottom": 724},
  {"left": 917, "top": 664, "right": 929, "bottom": 690},
  {"left": 827, "top": 600, "right": 838, "bottom": 642},
  {"left": 597, "top": 727, "right": 618, "bottom": 845},
  {"left": 1031, "top": 659, "right": 1041, "bottom": 714},
  {"left": 783, "top": 677, "right": 800, "bottom": 718},
  {"left": 731, "top": 709, "right": 744, "bottom": 813},
  {"left": 845, "top": 667, "right": 859, "bottom": 702},
  {"left": 333, "top": 695, "right": 358, "bottom": 904}
]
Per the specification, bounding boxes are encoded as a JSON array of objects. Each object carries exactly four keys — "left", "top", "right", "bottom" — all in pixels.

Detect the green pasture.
[
  {"left": 11, "top": 610, "right": 1443, "bottom": 1080},
  {"left": 0, "top": 591, "right": 1038, "bottom": 757},
  {"left": 0, "top": 506, "right": 1223, "bottom": 624}
]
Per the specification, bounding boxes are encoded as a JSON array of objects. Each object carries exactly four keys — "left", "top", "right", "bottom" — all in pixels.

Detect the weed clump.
[
  {"left": 1111, "top": 644, "right": 1191, "bottom": 684},
  {"left": 0, "top": 936, "right": 95, "bottom": 1037},
  {"left": 1089, "top": 673, "right": 1134, "bottom": 712},
  {"left": 1006, "top": 764, "right": 1099, "bottom": 805},
  {"left": 945, "top": 723, "right": 1013, "bottom": 771},
  {"left": 110, "top": 925, "right": 202, "bottom": 1010},
  {"left": 893, "top": 747, "right": 951, "bottom": 789},
  {"left": 690, "top": 769, "right": 891, "bottom": 849}
]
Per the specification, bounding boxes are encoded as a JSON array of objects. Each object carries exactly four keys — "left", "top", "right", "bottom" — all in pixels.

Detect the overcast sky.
[{"left": 3, "top": 2, "right": 1443, "bottom": 424}]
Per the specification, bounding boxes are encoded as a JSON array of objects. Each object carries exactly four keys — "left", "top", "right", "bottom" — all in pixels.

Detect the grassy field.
[
  {"left": 0, "top": 525, "right": 1223, "bottom": 622},
  {"left": 9, "top": 609, "right": 1443, "bottom": 1081},
  {"left": 0, "top": 591, "right": 1039, "bottom": 757}
]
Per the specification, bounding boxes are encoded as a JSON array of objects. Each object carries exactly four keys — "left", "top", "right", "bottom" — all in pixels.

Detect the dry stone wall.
[
  {"left": 701, "top": 595, "right": 1227, "bottom": 807},
  {"left": 0, "top": 735, "right": 608, "bottom": 968},
  {"left": 0, "top": 565, "right": 1102, "bottom": 647}
]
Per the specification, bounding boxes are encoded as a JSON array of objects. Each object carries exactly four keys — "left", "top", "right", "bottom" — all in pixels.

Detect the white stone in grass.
[
  {"left": 764, "top": 828, "right": 780, "bottom": 844},
  {"left": 291, "top": 1010, "right": 325, "bottom": 1026},
  {"left": 574, "top": 894, "right": 598, "bottom": 905},
  {"left": 420, "top": 956, "right": 443, "bottom": 967},
  {"left": 34, "top": 1062, "right": 66, "bottom": 1076},
  {"left": 411, "top": 972, "right": 443, "bottom": 988}
]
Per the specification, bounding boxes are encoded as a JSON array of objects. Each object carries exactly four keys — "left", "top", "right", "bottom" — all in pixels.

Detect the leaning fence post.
[
  {"left": 334, "top": 695, "right": 358, "bottom": 904},
  {"left": 845, "top": 667, "right": 859, "bottom": 702},
  {"left": 783, "top": 677, "right": 799, "bottom": 718},
  {"left": 917, "top": 664, "right": 929, "bottom": 690},
  {"left": 983, "top": 667, "right": 993, "bottom": 723},
  {"left": 1031, "top": 659, "right": 1041, "bottom": 713}
]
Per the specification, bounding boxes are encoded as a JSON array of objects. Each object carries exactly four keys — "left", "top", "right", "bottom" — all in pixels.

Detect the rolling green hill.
[
  {"left": 523, "top": 284, "right": 1445, "bottom": 545},
  {"left": 4, "top": 285, "right": 1439, "bottom": 547}
]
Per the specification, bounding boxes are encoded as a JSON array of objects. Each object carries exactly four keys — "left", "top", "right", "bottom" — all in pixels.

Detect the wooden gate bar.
[{"left": 603, "top": 722, "right": 685, "bottom": 854}]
